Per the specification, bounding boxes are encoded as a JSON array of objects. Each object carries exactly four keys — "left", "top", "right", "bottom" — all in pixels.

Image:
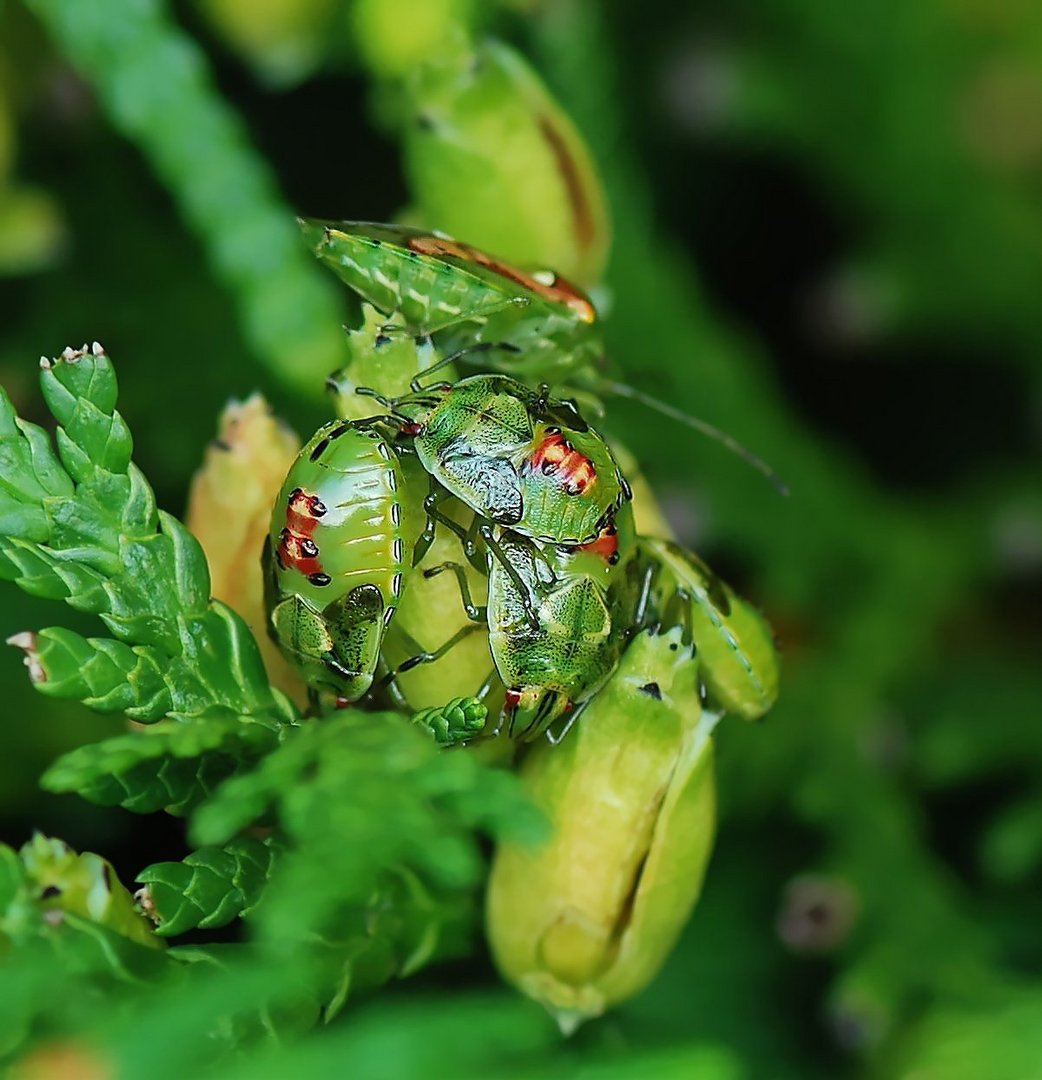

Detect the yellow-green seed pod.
[
  {"left": 403, "top": 40, "right": 611, "bottom": 287},
  {"left": 186, "top": 395, "right": 306, "bottom": 708},
  {"left": 486, "top": 628, "right": 717, "bottom": 1031},
  {"left": 194, "top": 0, "right": 339, "bottom": 84},
  {"left": 351, "top": 0, "right": 478, "bottom": 80}
]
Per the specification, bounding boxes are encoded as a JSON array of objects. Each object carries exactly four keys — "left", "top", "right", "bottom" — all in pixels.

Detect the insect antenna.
[
  {"left": 599, "top": 380, "right": 789, "bottom": 496},
  {"left": 354, "top": 385, "right": 396, "bottom": 408}
]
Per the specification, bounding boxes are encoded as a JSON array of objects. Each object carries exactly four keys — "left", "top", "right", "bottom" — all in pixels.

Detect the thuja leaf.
[
  {"left": 411, "top": 696, "right": 487, "bottom": 746},
  {"left": 0, "top": 345, "right": 298, "bottom": 731},
  {"left": 26, "top": 0, "right": 345, "bottom": 396},
  {"left": 41, "top": 716, "right": 278, "bottom": 815},
  {"left": 137, "top": 836, "right": 281, "bottom": 938}
]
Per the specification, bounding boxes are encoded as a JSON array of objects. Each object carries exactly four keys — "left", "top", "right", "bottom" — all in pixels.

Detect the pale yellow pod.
[
  {"left": 487, "top": 628, "right": 717, "bottom": 1031},
  {"left": 185, "top": 395, "right": 306, "bottom": 707}
]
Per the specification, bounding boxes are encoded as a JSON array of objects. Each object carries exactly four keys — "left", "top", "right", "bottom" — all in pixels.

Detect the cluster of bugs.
[{"left": 263, "top": 221, "right": 780, "bottom": 742}]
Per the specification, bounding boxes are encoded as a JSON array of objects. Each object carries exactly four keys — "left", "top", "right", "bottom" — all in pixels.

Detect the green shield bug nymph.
[
  {"left": 638, "top": 538, "right": 780, "bottom": 722},
  {"left": 363, "top": 373, "right": 632, "bottom": 552},
  {"left": 263, "top": 420, "right": 414, "bottom": 702},
  {"left": 481, "top": 502, "right": 641, "bottom": 741},
  {"left": 299, "top": 219, "right": 602, "bottom": 386}
]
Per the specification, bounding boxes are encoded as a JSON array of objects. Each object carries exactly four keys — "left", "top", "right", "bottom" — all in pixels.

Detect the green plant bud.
[
  {"left": 486, "top": 628, "right": 717, "bottom": 1031},
  {"left": 18, "top": 834, "right": 162, "bottom": 950},
  {"left": 328, "top": 306, "right": 453, "bottom": 422},
  {"left": 412, "top": 696, "right": 487, "bottom": 746},
  {"left": 194, "top": 0, "right": 339, "bottom": 84},
  {"left": 403, "top": 40, "right": 611, "bottom": 286},
  {"left": 351, "top": 0, "right": 478, "bottom": 81}
]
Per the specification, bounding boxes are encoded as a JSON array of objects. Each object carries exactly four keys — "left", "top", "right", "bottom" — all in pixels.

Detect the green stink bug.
[
  {"left": 363, "top": 373, "right": 632, "bottom": 551},
  {"left": 484, "top": 503, "right": 641, "bottom": 741},
  {"left": 638, "top": 537, "right": 780, "bottom": 722},
  {"left": 263, "top": 419, "right": 416, "bottom": 702},
  {"left": 300, "top": 219, "right": 602, "bottom": 386}
]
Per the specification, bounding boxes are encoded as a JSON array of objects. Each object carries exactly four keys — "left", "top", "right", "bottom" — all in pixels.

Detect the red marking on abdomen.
[
  {"left": 285, "top": 487, "right": 326, "bottom": 536},
  {"left": 278, "top": 488, "right": 326, "bottom": 576},
  {"left": 530, "top": 430, "right": 597, "bottom": 496},
  {"left": 278, "top": 528, "right": 323, "bottom": 577},
  {"left": 579, "top": 521, "right": 620, "bottom": 565}
]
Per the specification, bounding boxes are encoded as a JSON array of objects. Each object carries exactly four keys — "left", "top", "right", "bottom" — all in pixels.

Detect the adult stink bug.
[
  {"left": 300, "top": 219, "right": 602, "bottom": 386},
  {"left": 263, "top": 420, "right": 415, "bottom": 702},
  {"left": 638, "top": 538, "right": 780, "bottom": 722}
]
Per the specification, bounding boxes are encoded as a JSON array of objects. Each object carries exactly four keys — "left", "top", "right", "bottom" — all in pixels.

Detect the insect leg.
[
  {"left": 423, "top": 561, "right": 488, "bottom": 622},
  {"left": 408, "top": 340, "right": 521, "bottom": 392},
  {"left": 413, "top": 479, "right": 482, "bottom": 567},
  {"left": 388, "top": 623, "right": 485, "bottom": 678},
  {"left": 480, "top": 524, "right": 541, "bottom": 632}
]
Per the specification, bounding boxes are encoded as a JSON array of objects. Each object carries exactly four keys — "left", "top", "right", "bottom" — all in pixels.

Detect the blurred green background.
[{"left": 1, "top": 0, "right": 1040, "bottom": 1076}]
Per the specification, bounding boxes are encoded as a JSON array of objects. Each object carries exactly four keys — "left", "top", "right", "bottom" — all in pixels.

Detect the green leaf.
[
  {"left": 41, "top": 718, "right": 278, "bottom": 815},
  {"left": 1, "top": 345, "right": 299, "bottom": 732},
  {"left": 137, "top": 837, "right": 281, "bottom": 937}
]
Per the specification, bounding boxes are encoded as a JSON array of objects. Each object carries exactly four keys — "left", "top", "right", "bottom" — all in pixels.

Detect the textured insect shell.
[
  {"left": 514, "top": 417, "right": 631, "bottom": 546},
  {"left": 487, "top": 511, "right": 640, "bottom": 740},
  {"left": 402, "top": 375, "right": 630, "bottom": 544},
  {"left": 641, "top": 538, "right": 780, "bottom": 722},
  {"left": 300, "top": 219, "right": 602, "bottom": 383},
  {"left": 266, "top": 422, "right": 409, "bottom": 697}
]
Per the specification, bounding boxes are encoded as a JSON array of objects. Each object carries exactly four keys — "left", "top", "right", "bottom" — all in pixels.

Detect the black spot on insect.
[
  {"left": 669, "top": 642, "right": 679, "bottom": 651},
  {"left": 541, "top": 461, "right": 557, "bottom": 476},
  {"left": 327, "top": 423, "right": 349, "bottom": 440},
  {"left": 311, "top": 499, "right": 328, "bottom": 517},
  {"left": 102, "top": 863, "right": 113, "bottom": 888},
  {"left": 41, "top": 885, "right": 61, "bottom": 899},
  {"left": 391, "top": 503, "right": 401, "bottom": 526},
  {"left": 619, "top": 474, "right": 633, "bottom": 502},
  {"left": 301, "top": 539, "right": 319, "bottom": 558},
  {"left": 639, "top": 682, "right": 662, "bottom": 699},
  {"left": 309, "top": 437, "right": 330, "bottom": 462},
  {"left": 375, "top": 333, "right": 391, "bottom": 347},
  {"left": 609, "top": 552, "right": 620, "bottom": 566},
  {"left": 309, "top": 572, "right": 332, "bottom": 587},
  {"left": 546, "top": 426, "right": 561, "bottom": 435},
  {"left": 392, "top": 572, "right": 403, "bottom": 596}
]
